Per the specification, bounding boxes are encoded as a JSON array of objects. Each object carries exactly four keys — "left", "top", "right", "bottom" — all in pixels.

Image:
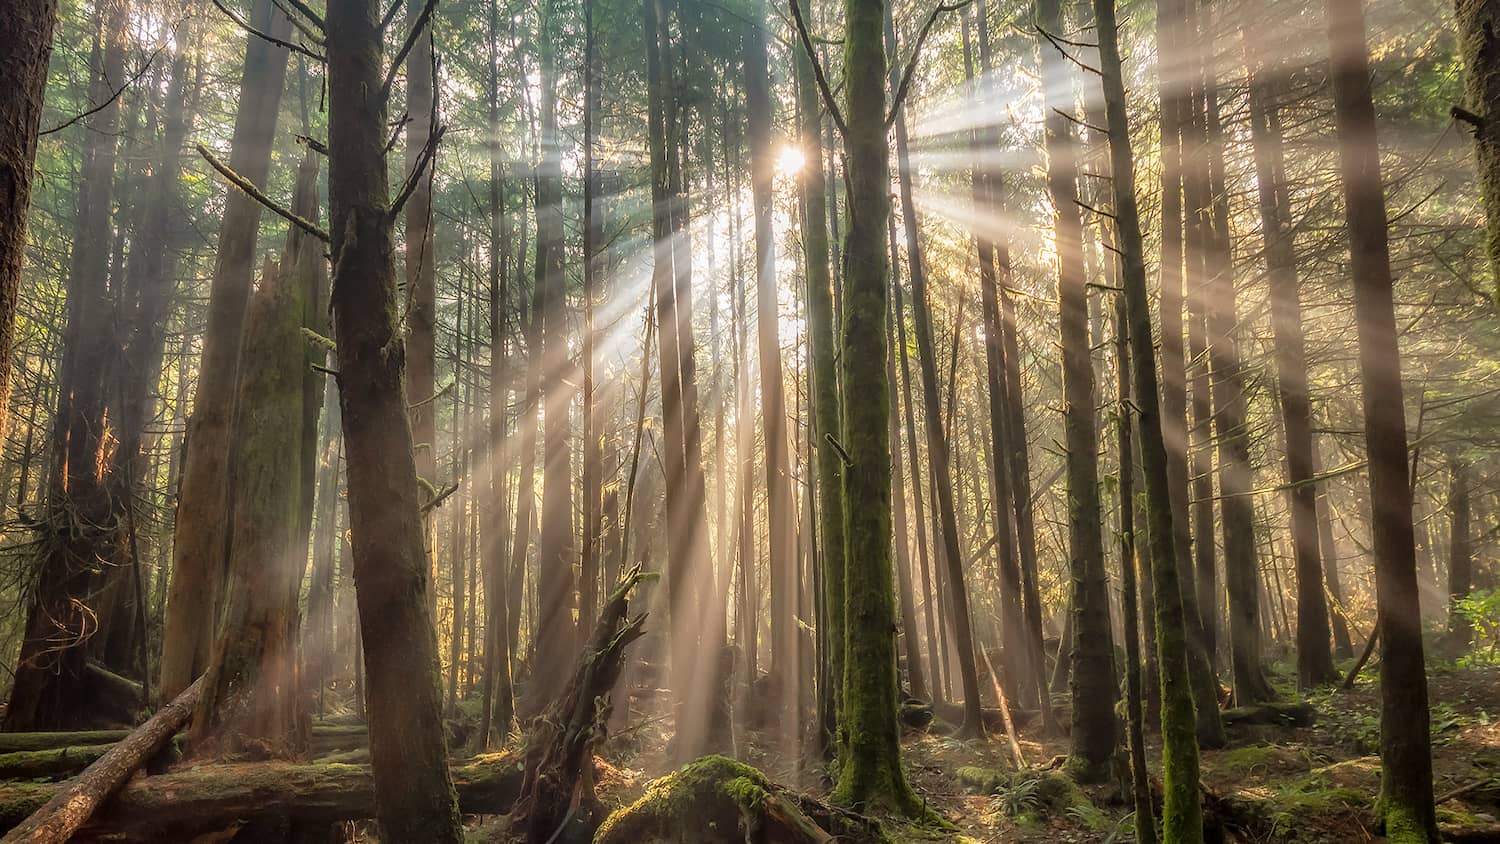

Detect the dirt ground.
[{"left": 583, "top": 663, "right": 1500, "bottom": 842}]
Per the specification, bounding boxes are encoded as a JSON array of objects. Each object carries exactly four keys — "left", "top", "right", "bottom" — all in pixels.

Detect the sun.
[{"left": 776, "top": 145, "right": 806, "bottom": 176}]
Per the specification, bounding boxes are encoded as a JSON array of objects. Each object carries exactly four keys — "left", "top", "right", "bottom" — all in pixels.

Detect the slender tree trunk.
[
  {"left": 745, "top": 17, "right": 799, "bottom": 739},
  {"left": 1326, "top": 0, "right": 1438, "bottom": 836},
  {"left": 1312, "top": 442, "right": 1355, "bottom": 658},
  {"left": 1036, "top": 0, "right": 1115, "bottom": 772},
  {"left": 1244, "top": 54, "right": 1336, "bottom": 688},
  {"left": 1093, "top": 0, "right": 1204, "bottom": 833},
  {"left": 1448, "top": 456, "right": 1473, "bottom": 647},
  {"left": 833, "top": 0, "right": 925, "bottom": 813},
  {"left": 324, "top": 0, "right": 464, "bottom": 835},
  {"left": 887, "top": 5, "right": 986, "bottom": 738},
  {"left": 161, "top": 0, "right": 291, "bottom": 704},
  {"left": 887, "top": 295, "right": 928, "bottom": 703}
]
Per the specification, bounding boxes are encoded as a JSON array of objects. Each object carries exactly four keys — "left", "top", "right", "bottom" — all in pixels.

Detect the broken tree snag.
[
  {"left": 508, "top": 564, "right": 654, "bottom": 844},
  {"left": 594, "top": 755, "right": 892, "bottom": 844},
  {"left": 0, "top": 753, "right": 523, "bottom": 841},
  {"left": 1, "top": 675, "right": 204, "bottom": 844}
]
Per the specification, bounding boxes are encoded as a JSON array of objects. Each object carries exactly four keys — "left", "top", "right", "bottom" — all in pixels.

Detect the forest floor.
[{"left": 577, "top": 661, "right": 1500, "bottom": 842}]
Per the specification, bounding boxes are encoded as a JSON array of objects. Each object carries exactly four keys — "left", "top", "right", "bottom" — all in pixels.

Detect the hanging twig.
[
  {"left": 885, "top": 0, "right": 973, "bottom": 128},
  {"left": 210, "top": 0, "right": 326, "bottom": 62},
  {"left": 197, "top": 143, "right": 331, "bottom": 243},
  {"left": 41, "top": 41, "right": 170, "bottom": 136},
  {"left": 787, "top": 0, "right": 848, "bottom": 137}
]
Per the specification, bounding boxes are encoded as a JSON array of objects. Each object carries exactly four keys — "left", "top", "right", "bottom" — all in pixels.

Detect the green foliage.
[{"left": 1455, "top": 590, "right": 1500, "bottom": 667}]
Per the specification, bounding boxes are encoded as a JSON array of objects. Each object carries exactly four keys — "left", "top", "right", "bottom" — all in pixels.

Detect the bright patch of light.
[{"left": 776, "top": 146, "right": 805, "bottom": 176}]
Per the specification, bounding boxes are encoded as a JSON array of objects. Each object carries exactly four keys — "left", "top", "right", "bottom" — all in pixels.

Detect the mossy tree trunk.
[
  {"left": 1325, "top": 0, "right": 1439, "bottom": 837},
  {"left": 833, "top": 0, "right": 925, "bottom": 814},
  {"left": 324, "top": 0, "right": 464, "bottom": 836},
  {"left": 189, "top": 256, "right": 308, "bottom": 756},
  {"left": 1455, "top": 0, "right": 1500, "bottom": 293},
  {"left": 1093, "top": 0, "right": 1204, "bottom": 834}
]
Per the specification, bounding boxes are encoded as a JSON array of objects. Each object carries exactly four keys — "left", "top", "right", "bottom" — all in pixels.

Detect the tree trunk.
[
  {"left": 1036, "top": 0, "right": 1115, "bottom": 775},
  {"left": 324, "top": 0, "right": 464, "bottom": 837},
  {"left": 5, "top": 0, "right": 130, "bottom": 731},
  {"left": 833, "top": 0, "right": 925, "bottom": 814},
  {"left": 887, "top": 5, "right": 986, "bottom": 739},
  {"left": 189, "top": 254, "right": 308, "bottom": 756},
  {"left": 1456, "top": 0, "right": 1500, "bottom": 292},
  {"left": 0, "top": 0, "right": 58, "bottom": 445},
  {"left": 160, "top": 0, "right": 292, "bottom": 705},
  {"left": 1325, "top": 0, "right": 1439, "bottom": 836},
  {"left": 1243, "top": 54, "right": 1336, "bottom": 688},
  {"left": 1448, "top": 456, "right": 1473, "bottom": 647},
  {"left": 1093, "top": 0, "right": 1205, "bottom": 833}
]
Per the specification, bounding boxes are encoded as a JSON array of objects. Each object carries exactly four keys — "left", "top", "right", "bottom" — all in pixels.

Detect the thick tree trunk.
[
  {"left": 1456, "top": 0, "right": 1500, "bottom": 291},
  {"left": 324, "top": 0, "right": 464, "bottom": 837},
  {"left": 160, "top": 0, "right": 291, "bottom": 705},
  {"left": 0, "top": 0, "right": 58, "bottom": 445},
  {"left": 189, "top": 254, "right": 308, "bottom": 756},
  {"left": 1325, "top": 0, "right": 1439, "bottom": 836}
]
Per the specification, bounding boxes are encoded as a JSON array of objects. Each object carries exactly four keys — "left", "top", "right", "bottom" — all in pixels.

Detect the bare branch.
[
  {"left": 1035, "top": 25, "right": 1099, "bottom": 76},
  {"left": 381, "top": 0, "right": 439, "bottom": 100},
  {"left": 197, "top": 143, "right": 331, "bottom": 243},
  {"left": 272, "top": 0, "right": 325, "bottom": 44},
  {"left": 277, "top": 0, "right": 326, "bottom": 31},
  {"left": 885, "top": 0, "right": 972, "bottom": 128},
  {"left": 210, "top": 0, "right": 326, "bottom": 62},
  {"left": 41, "top": 42, "right": 169, "bottom": 136},
  {"left": 788, "top": 0, "right": 848, "bottom": 137},
  {"left": 389, "top": 124, "right": 447, "bottom": 220}
]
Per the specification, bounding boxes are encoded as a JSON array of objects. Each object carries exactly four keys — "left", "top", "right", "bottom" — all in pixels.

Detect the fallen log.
[
  {"left": 1, "top": 675, "right": 203, "bottom": 844},
  {"left": 0, "top": 724, "right": 365, "bottom": 778},
  {"left": 0, "top": 747, "right": 113, "bottom": 782},
  {"left": 0, "top": 734, "right": 130, "bottom": 755},
  {"left": 930, "top": 701, "right": 1037, "bottom": 733},
  {"left": 0, "top": 752, "right": 524, "bottom": 841},
  {"left": 1220, "top": 701, "right": 1317, "bottom": 728}
]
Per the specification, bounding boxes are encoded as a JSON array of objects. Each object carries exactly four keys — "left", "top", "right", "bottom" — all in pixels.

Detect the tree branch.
[
  {"left": 885, "top": 0, "right": 973, "bottom": 128},
  {"left": 41, "top": 42, "right": 169, "bottom": 136},
  {"left": 381, "top": 0, "right": 439, "bottom": 100},
  {"left": 272, "top": 0, "right": 325, "bottom": 44},
  {"left": 277, "top": 0, "right": 326, "bottom": 31},
  {"left": 389, "top": 124, "right": 447, "bottom": 220},
  {"left": 197, "top": 143, "right": 331, "bottom": 243},
  {"left": 1035, "top": 25, "right": 1099, "bottom": 76},
  {"left": 210, "top": 0, "right": 326, "bottom": 62},
  {"left": 788, "top": 0, "right": 848, "bottom": 137}
]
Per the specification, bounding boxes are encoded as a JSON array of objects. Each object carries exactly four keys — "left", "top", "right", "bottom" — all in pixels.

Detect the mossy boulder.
[{"left": 594, "top": 755, "right": 890, "bottom": 844}]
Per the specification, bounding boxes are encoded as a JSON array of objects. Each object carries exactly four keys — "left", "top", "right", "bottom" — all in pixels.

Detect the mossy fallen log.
[
  {"left": 0, "top": 746, "right": 117, "bottom": 782},
  {"left": 0, "top": 722, "right": 367, "bottom": 763},
  {"left": 594, "top": 755, "right": 890, "bottom": 844},
  {"left": 1220, "top": 701, "right": 1317, "bottom": 728},
  {"left": 0, "top": 751, "right": 523, "bottom": 841},
  {"left": 930, "top": 701, "right": 1037, "bottom": 733}
]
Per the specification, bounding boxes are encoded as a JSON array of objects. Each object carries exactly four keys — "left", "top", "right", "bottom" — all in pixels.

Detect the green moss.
[{"left": 957, "top": 766, "right": 1007, "bottom": 794}]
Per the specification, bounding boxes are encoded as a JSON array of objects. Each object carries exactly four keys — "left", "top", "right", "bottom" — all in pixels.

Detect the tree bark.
[
  {"left": 1325, "top": 0, "right": 1439, "bottom": 836},
  {"left": 1448, "top": 456, "right": 1473, "bottom": 647},
  {"left": 1456, "top": 0, "right": 1500, "bottom": 291},
  {"left": 324, "top": 0, "right": 464, "bottom": 837}
]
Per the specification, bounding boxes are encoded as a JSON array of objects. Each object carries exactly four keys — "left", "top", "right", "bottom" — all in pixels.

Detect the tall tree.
[
  {"left": 1243, "top": 47, "right": 1336, "bottom": 688},
  {"left": 324, "top": 0, "right": 464, "bottom": 835},
  {"left": 1036, "top": 0, "right": 1116, "bottom": 774},
  {"left": 0, "top": 0, "right": 59, "bottom": 444},
  {"left": 161, "top": 0, "right": 292, "bottom": 704},
  {"left": 1447, "top": 455, "right": 1473, "bottom": 647},
  {"left": 405, "top": 0, "right": 439, "bottom": 608},
  {"left": 1325, "top": 0, "right": 1438, "bottom": 835},
  {"left": 1454, "top": 0, "right": 1500, "bottom": 290}
]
